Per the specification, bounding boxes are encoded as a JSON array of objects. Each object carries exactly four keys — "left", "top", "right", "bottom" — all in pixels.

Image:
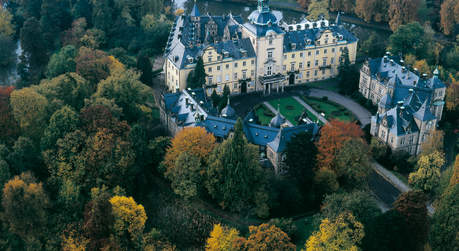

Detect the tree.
[
  {"left": 297, "top": 0, "right": 311, "bottom": 10},
  {"left": 446, "top": 75, "right": 459, "bottom": 112},
  {"left": 206, "top": 119, "right": 269, "bottom": 217},
  {"left": 94, "top": 69, "right": 152, "bottom": 122},
  {"left": 62, "top": 18, "right": 87, "bottom": 47},
  {"left": 0, "top": 86, "right": 19, "bottom": 142},
  {"left": 162, "top": 127, "right": 216, "bottom": 173},
  {"left": 393, "top": 190, "right": 428, "bottom": 251},
  {"left": 2, "top": 172, "right": 49, "bottom": 245},
  {"left": 334, "top": 138, "right": 371, "bottom": 188},
  {"left": 321, "top": 190, "right": 381, "bottom": 227},
  {"left": 355, "top": 0, "right": 388, "bottom": 23},
  {"left": 206, "top": 224, "right": 242, "bottom": 251},
  {"left": 421, "top": 130, "right": 444, "bottom": 155},
  {"left": 10, "top": 88, "right": 48, "bottom": 139},
  {"left": 450, "top": 155, "right": 459, "bottom": 186},
  {"left": 83, "top": 190, "right": 114, "bottom": 250},
  {"left": 136, "top": 52, "right": 153, "bottom": 86},
  {"left": 329, "top": 0, "right": 355, "bottom": 14},
  {"left": 306, "top": 0, "right": 329, "bottom": 20},
  {"left": 187, "top": 57, "right": 206, "bottom": 89},
  {"left": 305, "top": 212, "right": 364, "bottom": 251},
  {"left": 41, "top": 106, "right": 80, "bottom": 150},
  {"left": 285, "top": 132, "right": 317, "bottom": 195},
  {"left": 430, "top": 184, "right": 459, "bottom": 251},
  {"left": 149, "top": 136, "right": 171, "bottom": 171},
  {"left": 0, "top": 7, "right": 15, "bottom": 37},
  {"left": 46, "top": 45, "right": 77, "bottom": 78},
  {"left": 408, "top": 151, "right": 444, "bottom": 193},
  {"left": 0, "top": 34, "right": 16, "bottom": 69},
  {"left": 80, "top": 28, "right": 106, "bottom": 49},
  {"left": 316, "top": 120, "right": 363, "bottom": 169},
  {"left": 109, "top": 196, "right": 147, "bottom": 249},
  {"left": 39, "top": 0, "right": 72, "bottom": 49},
  {"left": 388, "top": 22, "right": 430, "bottom": 59},
  {"left": 440, "top": 0, "right": 459, "bottom": 35},
  {"left": 166, "top": 152, "right": 203, "bottom": 199},
  {"left": 75, "top": 46, "right": 111, "bottom": 86},
  {"left": 387, "top": 0, "right": 421, "bottom": 31},
  {"left": 92, "top": 0, "right": 113, "bottom": 34},
  {"left": 413, "top": 59, "right": 430, "bottom": 76},
  {"left": 8, "top": 136, "right": 42, "bottom": 176},
  {"left": 245, "top": 224, "right": 295, "bottom": 251}
]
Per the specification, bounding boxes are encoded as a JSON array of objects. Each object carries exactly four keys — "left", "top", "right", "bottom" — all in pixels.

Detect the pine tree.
[{"left": 136, "top": 53, "right": 153, "bottom": 86}]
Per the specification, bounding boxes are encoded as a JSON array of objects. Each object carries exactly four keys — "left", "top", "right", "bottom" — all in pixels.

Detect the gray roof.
[
  {"left": 190, "top": 3, "right": 200, "bottom": 17},
  {"left": 221, "top": 98, "right": 236, "bottom": 119},
  {"left": 269, "top": 106, "right": 286, "bottom": 128},
  {"left": 267, "top": 124, "right": 318, "bottom": 153}
]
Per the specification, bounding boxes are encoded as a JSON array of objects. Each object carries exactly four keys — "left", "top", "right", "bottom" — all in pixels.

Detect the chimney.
[
  {"left": 383, "top": 55, "right": 388, "bottom": 63},
  {"left": 390, "top": 59, "right": 395, "bottom": 66}
]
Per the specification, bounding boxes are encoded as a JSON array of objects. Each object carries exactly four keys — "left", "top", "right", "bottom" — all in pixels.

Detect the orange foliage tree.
[
  {"left": 440, "top": 0, "right": 459, "bottom": 35},
  {"left": 316, "top": 119, "right": 364, "bottom": 169},
  {"left": 0, "top": 86, "right": 19, "bottom": 142},
  {"left": 450, "top": 154, "right": 459, "bottom": 187},
  {"left": 162, "top": 127, "right": 216, "bottom": 173},
  {"left": 244, "top": 224, "right": 296, "bottom": 251}
]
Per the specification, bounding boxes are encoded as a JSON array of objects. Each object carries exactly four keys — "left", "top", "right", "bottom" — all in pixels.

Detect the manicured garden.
[
  {"left": 254, "top": 104, "right": 275, "bottom": 126},
  {"left": 268, "top": 97, "right": 307, "bottom": 126},
  {"left": 301, "top": 96, "right": 357, "bottom": 122}
]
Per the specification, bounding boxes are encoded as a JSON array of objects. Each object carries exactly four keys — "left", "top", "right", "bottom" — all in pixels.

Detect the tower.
[{"left": 258, "top": 0, "right": 270, "bottom": 13}]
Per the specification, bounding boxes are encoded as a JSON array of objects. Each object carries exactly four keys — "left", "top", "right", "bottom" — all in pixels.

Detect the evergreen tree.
[
  {"left": 187, "top": 57, "right": 206, "bottom": 89},
  {"left": 136, "top": 53, "right": 153, "bottom": 86}
]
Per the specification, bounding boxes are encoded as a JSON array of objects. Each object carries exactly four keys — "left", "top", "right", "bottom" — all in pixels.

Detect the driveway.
[{"left": 307, "top": 88, "right": 372, "bottom": 127}]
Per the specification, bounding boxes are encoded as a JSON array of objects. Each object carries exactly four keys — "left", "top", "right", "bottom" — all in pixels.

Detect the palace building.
[
  {"left": 163, "top": 0, "right": 358, "bottom": 96},
  {"left": 359, "top": 55, "right": 446, "bottom": 155}
]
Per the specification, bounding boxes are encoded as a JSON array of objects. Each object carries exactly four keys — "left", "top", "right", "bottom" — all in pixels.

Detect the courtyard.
[{"left": 301, "top": 96, "right": 358, "bottom": 122}]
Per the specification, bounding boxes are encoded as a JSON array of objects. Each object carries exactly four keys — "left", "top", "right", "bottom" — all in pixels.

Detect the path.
[
  {"left": 308, "top": 88, "right": 372, "bottom": 127},
  {"left": 263, "top": 101, "right": 294, "bottom": 127},
  {"left": 292, "top": 96, "right": 328, "bottom": 124}
]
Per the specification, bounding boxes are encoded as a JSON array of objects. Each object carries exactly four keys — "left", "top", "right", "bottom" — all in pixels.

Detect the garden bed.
[
  {"left": 301, "top": 96, "right": 357, "bottom": 122},
  {"left": 254, "top": 104, "right": 275, "bottom": 126}
]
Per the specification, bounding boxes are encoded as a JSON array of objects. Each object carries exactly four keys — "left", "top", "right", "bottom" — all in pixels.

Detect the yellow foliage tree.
[
  {"left": 109, "top": 196, "right": 147, "bottom": 244},
  {"left": 450, "top": 154, "right": 459, "bottom": 186},
  {"left": 245, "top": 223, "right": 296, "bottom": 251},
  {"left": 421, "top": 130, "right": 444, "bottom": 155},
  {"left": 413, "top": 59, "right": 430, "bottom": 76},
  {"left": 445, "top": 74, "right": 459, "bottom": 111},
  {"left": 307, "top": 0, "right": 330, "bottom": 20},
  {"left": 61, "top": 229, "right": 89, "bottom": 251},
  {"left": 304, "top": 213, "right": 364, "bottom": 251},
  {"left": 162, "top": 127, "right": 216, "bottom": 172},
  {"left": 206, "top": 224, "right": 242, "bottom": 251},
  {"left": 0, "top": 7, "right": 15, "bottom": 37}
]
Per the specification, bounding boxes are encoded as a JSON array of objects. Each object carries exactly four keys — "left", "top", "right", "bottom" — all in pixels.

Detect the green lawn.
[
  {"left": 301, "top": 96, "right": 357, "bottom": 122},
  {"left": 304, "top": 79, "right": 341, "bottom": 92},
  {"left": 268, "top": 97, "right": 306, "bottom": 126},
  {"left": 255, "top": 104, "right": 275, "bottom": 126},
  {"left": 294, "top": 216, "right": 317, "bottom": 250}
]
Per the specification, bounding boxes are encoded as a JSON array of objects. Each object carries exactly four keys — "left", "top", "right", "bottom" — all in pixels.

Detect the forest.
[{"left": 0, "top": 0, "right": 458, "bottom": 250}]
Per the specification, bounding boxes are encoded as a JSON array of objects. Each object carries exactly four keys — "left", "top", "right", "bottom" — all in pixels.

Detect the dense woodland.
[{"left": 0, "top": 0, "right": 458, "bottom": 250}]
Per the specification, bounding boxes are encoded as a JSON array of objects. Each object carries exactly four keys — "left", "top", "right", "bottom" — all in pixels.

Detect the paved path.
[
  {"left": 263, "top": 102, "right": 294, "bottom": 127},
  {"left": 308, "top": 88, "right": 372, "bottom": 127},
  {"left": 293, "top": 96, "right": 328, "bottom": 124}
]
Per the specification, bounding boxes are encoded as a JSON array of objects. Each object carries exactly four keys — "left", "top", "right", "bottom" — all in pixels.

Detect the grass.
[
  {"left": 255, "top": 104, "right": 275, "bottom": 126},
  {"left": 301, "top": 96, "right": 357, "bottom": 122},
  {"left": 294, "top": 216, "right": 316, "bottom": 250},
  {"left": 268, "top": 97, "right": 306, "bottom": 126},
  {"left": 390, "top": 170, "right": 409, "bottom": 185},
  {"left": 303, "top": 79, "right": 341, "bottom": 92}
]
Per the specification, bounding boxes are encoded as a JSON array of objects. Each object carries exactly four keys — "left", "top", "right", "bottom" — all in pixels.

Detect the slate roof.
[
  {"left": 267, "top": 124, "right": 318, "bottom": 153},
  {"left": 375, "top": 106, "right": 420, "bottom": 136},
  {"left": 220, "top": 98, "right": 236, "bottom": 119}
]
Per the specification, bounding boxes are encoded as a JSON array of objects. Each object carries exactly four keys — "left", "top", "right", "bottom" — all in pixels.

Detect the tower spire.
[{"left": 258, "top": 0, "right": 270, "bottom": 13}]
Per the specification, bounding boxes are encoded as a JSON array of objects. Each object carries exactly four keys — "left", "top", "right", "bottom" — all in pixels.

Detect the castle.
[
  {"left": 359, "top": 55, "right": 446, "bottom": 155},
  {"left": 163, "top": 0, "right": 358, "bottom": 95}
]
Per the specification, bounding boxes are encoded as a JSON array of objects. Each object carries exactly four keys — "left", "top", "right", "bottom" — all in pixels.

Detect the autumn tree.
[
  {"left": 41, "top": 106, "right": 80, "bottom": 150},
  {"left": 245, "top": 224, "right": 295, "bottom": 251},
  {"left": 206, "top": 119, "right": 269, "bottom": 217},
  {"left": 393, "top": 190, "right": 429, "bottom": 251},
  {"left": 83, "top": 189, "right": 114, "bottom": 250},
  {"left": 10, "top": 87, "right": 49, "bottom": 139},
  {"left": 0, "top": 7, "right": 15, "bottom": 37},
  {"left": 408, "top": 151, "right": 444, "bottom": 193},
  {"left": 162, "top": 127, "right": 216, "bottom": 173},
  {"left": 297, "top": 0, "right": 311, "bottom": 9},
  {"left": 206, "top": 224, "right": 242, "bottom": 251},
  {"left": 305, "top": 212, "right": 364, "bottom": 251},
  {"left": 2, "top": 172, "right": 50, "bottom": 247},
  {"left": 75, "top": 46, "right": 111, "bottom": 86},
  {"left": 420, "top": 130, "right": 444, "bottom": 156},
  {"left": 430, "top": 184, "right": 459, "bottom": 251},
  {"left": 110, "top": 196, "right": 147, "bottom": 249},
  {"left": 167, "top": 152, "right": 203, "bottom": 199},
  {"left": 450, "top": 155, "right": 459, "bottom": 186},
  {"left": 445, "top": 74, "right": 459, "bottom": 112},
  {"left": 388, "top": 22, "right": 430, "bottom": 59},
  {"left": 334, "top": 138, "right": 371, "bottom": 188},
  {"left": 440, "top": 0, "right": 459, "bottom": 35},
  {"left": 355, "top": 0, "right": 388, "bottom": 23},
  {"left": 316, "top": 120, "right": 363, "bottom": 169},
  {"left": 329, "top": 0, "right": 354, "bottom": 14},
  {"left": 61, "top": 18, "right": 87, "bottom": 47},
  {"left": 387, "top": 0, "right": 421, "bottom": 31}
]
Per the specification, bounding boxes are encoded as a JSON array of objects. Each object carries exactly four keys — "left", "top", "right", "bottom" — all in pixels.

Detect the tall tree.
[
  {"left": 306, "top": 0, "right": 330, "bottom": 20},
  {"left": 41, "top": 106, "right": 80, "bottom": 150},
  {"left": 75, "top": 46, "right": 111, "bottom": 86},
  {"left": 187, "top": 57, "right": 206, "bottom": 89},
  {"left": 0, "top": 86, "right": 19, "bottom": 143},
  {"left": 329, "top": 0, "right": 355, "bottom": 14},
  {"left": 10, "top": 88, "right": 48, "bottom": 139},
  {"left": 450, "top": 154, "right": 459, "bottom": 186},
  {"left": 0, "top": 7, "right": 15, "bottom": 38},
  {"left": 445, "top": 74, "right": 459, "bottom": 112},
  {"left": 430, "top": 184, "right": 459, "bottom": 251},
  {"left": 355, "top": 0, "right": 389, "bottom": 23},
  {"left": 305, "top": 212, "right": 364, "bottom": 251},
  {"left": 388, "top": 22, "right": 430, "bottom": 59},
  {"left": 393, "top": 190, "right": 429, "bottom": 251},
  {"left": 167, "top": 152, "right": 203, "bottom": 199},
  {"left": 387, "top": 0, "right": 421, "bottom": 31},
  {"left": 46, "top": 45, "right": 77, "bottom": 78},
  {"left": 40, "top": 0, "right": 72, "bottom": 49},
  {"left": 206, "top": 224, "right": 242, "bottom": 251},
  {"left": 334, "top": 138, "right": 371, "bottom": 188},
  {"left": 408, "top": 151, "right": 444, "bottom": 193},
  {"left": 440, "top": 0, "right": 459, "bottom": 35},
  {"left": 136, "top": 52, "right": 153, "bottom": 86},
  {"left": 2, "top": 172, "right": 49, "bottom": 247},
  {"left": 206, "top": 119, "right": 269, "bottom": 217},
  {"left": 83, "top": 190, "right": 114, "bottom": 250},
  {"left": 244, "top": 224, "right": 296, "bottom": 251},
  {"left": 316, "top": 120, "right": 363, "bottom": 169}
]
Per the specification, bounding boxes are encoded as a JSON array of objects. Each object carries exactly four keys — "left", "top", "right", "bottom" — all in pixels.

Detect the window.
[
  {"left": 324, "top": 49, "right": 327, "bottom": 54},
  {"left": 316, "top": 50, "right": 319, "bottom": 55},
  {"left": 217, "top": 75, "right": 221, "bottom": 83},
  {"left": 225, "top": 74, "right": 229, "bottom": 81},
  {"left": 217, "top": 66, "right": 221, "bottom": 71},
  {"left": 283, "top": 65, "right": 286, "bottom": 71},
  {"left": 307, "top": 61, "right": 311, "bottom": 67},
  {"left": 251, "top": 59, "right": 255, "bottom": 65},
  {"left": 381, "top": 130, "right": 385, "bottom": 138},
  {"left": 267, "top": 66, "right": 272, "bottom": 76},
  {"left": 306, "top": 71, "right": 310, "bottom": 77},
  {"left": 268, "top": 51, "right": 273, "bottom": 58},
  {"left": 290, "top": 63, "right": 295, "bottom": 71},
  {"left": 322, "top": 69, "right": 325, "bottom": 75},
  {"left": 208, "top": 67, "right": 212, "bottom": 72},
  {"left": 300, "top": 52, "right": 304, "bottom": 58},
  {"left": 242, "top": 70, "right": 247, "bottom": 79},
  {"left": 243, "top": 61, "right": 246, "bottom": 66},
  {"left": 234, "top": 72, "right": 237, "bottom": 79},
  {"left": 233, "top": 83, "right": 237, "bottom": 89},
  {"left": 226, "top": 64, "right": 229, "bottom": 69},
  {"left": 208, "top": 76, "right": 213, "bottom": 84},
  {"left": 315, "top": 60, "right": 318, "bottom": 66},
  {"left": 330, "top": 58, "right": 334, "bottom": 64},
  {"left": 322, "top": 58, "right": 327, "bottom": 66},
  {"left": 234, "top": 62, "right": 238, "bottom": 68},
  {"left": 400, "top": 138, "right": 405, "bottom": 145},
  {"left": 299, "top": 62, "right": 303, "bottom": 69},
  {"left": 251, "top": 70, "right": 254, "bottom": 76},
  {"left": 283, "top": 55, "right": 287, "bottom": 59},
  {"left": 269, "top": 37, "right": 273, "bottom": 45},
  {"left": 332, "top": 48, "right": 335, "bottom": 53},
  {"left": 291, "top": 54, "right": 295, "bottom": 59},
  {"left": 208, "top": 56, "right": 212, "bottom": 62},
  {"left": 308, "top": 51, "right": 311, "bottom": 56},
  {"left": 314, "top": 70, "right": 318, "bottom": 76}
]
